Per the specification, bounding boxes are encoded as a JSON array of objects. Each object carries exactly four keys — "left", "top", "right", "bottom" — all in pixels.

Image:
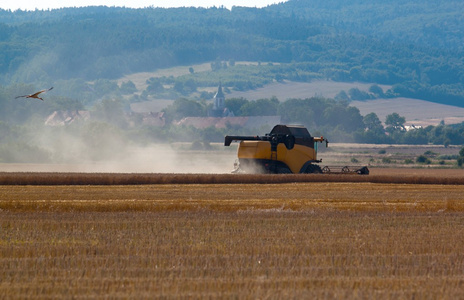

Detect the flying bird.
[{"left": 15, "top": 87, "right": 54, "bottom": 101}]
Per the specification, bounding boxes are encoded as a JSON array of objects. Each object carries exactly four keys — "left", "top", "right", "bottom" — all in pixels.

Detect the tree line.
[{"left": 164, "top": 96, "right": 464, "bottom": 146}]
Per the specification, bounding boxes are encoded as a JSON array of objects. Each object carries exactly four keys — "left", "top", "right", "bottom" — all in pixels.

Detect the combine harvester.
[{"left": 224, "top": 124, "right": 369, "bottom": 175}]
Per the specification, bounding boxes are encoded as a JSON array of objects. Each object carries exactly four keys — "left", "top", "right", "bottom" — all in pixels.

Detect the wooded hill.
[{"left": 0, "top": 0, "right": 463, "bottom": 108}]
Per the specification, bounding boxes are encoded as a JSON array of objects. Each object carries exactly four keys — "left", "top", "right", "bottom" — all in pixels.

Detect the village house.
[{"left": 45, "top": 110, "right": 91, "bottom": 126}]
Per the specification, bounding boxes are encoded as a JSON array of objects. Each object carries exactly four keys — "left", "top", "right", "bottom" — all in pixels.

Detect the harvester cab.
[{"left": 224, "top": 124, "right": 368, "bottom": 175}]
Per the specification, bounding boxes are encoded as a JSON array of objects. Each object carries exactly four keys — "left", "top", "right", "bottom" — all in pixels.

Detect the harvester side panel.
[
  {"left": 237, "top": 141, "right": 318, "bottom": 174},
  {"left": 237, "top": 141, "right": 271, "bottom": 160},
  {"left": 276, "top": 144, "right": 317, "bottom": 174}
]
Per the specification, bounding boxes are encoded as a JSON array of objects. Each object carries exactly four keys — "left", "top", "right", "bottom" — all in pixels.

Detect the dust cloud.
[
  {"left": 0, "top": 123, "right": 238, "bottom": 173},
  {"left": 0, "top": 144, "right": 237, "bottom": 173},
  {"left": 106, "top": 144, "right": 237, "bottom": 173}
]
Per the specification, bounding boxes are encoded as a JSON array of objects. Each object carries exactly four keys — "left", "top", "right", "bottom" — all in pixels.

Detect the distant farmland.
[
  {"left": 352, "top": 98, "right": 464, "bottom": 127},
  {"left": 227, "top": 80, "right": 464, "bottom": 127},
  {"left": 227, "top": 80, "right": 390, "bottom": 100}
]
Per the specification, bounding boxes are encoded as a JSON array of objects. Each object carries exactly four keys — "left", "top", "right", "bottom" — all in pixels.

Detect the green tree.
[
  {"left": 348, "top": 88, "right": 371, "bottom": 101},
  {"left": 278, "top": 98, "right": 315, "bottom": 127},
  {"left": 163, "top": 98, "right": 206, "bottom": 123},
  {"left": 335, "top": 90, "right": 349, "bottom": 101},
  {"left": 173, "top": 79, "right": 197, "bottom": 95},
  {"left": 92, "top": 79, "right": 121, "bottom": 99},
  {"left": 385, "top": 113, "right": 406, "bottom": 133},
  {"left": 120, "top": 81, "right": 137, "bottom": 95},
  {"left": 240, "top": 97, "right": 279, "bottom": 116},
  {"left": 146, "top": 78, "right": 165, "bottom": 94},
  {"left": 225, "top": 97, "right": 248, "bottom": 116},
  {"left": 416, "top": 155, "right": 431, "bottom": 164},
  {"left": 458, "top": 147, "right": 464, "bottom": 167},
  {"left": 369, "top": 84, "right": 384, "bottom": 98},
  {"left": 363, "top": 112, "right": 384, "bottom": 135},
  {"left": 401, "top": 128, "right": 428, "bottom": 144},
  {"left": 323, "top": 104, "right": 364, "bottom": 133}
]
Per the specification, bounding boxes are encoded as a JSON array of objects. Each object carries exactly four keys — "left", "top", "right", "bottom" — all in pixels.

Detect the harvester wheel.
[
  {"left": 322, "top": 166, "right": 330, "bottom": 173},
  {"left": 356, "top": 166, "right": 370, "bottom": 175},
  {"left": 342, "top": 166, "right": 350, "bottom": 173},
  {"left": 305, "top": 164, "right": 322, "bottom": 174},
  {"left": 276, "top": 166, "right": 292, "bottom": 174}
]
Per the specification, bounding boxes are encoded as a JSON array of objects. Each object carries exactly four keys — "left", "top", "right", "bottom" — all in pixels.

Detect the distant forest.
[{"left": 0, "top": 0, "right": 464, "bottom": 105}]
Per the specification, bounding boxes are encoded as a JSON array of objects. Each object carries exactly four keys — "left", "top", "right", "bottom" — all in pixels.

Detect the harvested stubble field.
[{"left": 1, "top": 169, "right": 464, "bottom": 298}]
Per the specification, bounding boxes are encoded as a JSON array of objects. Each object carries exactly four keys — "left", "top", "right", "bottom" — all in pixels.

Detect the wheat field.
[{"left": 1, "top": 179, "right": 464, "bottom": 298}]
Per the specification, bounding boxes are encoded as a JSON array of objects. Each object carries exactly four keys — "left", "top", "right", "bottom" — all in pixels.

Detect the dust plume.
[{"left": 0, "top": 122, "right": 237, "bottom": 174}]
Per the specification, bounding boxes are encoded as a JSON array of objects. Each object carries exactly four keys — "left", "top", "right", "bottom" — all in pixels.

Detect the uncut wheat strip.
[{"left": 1, "top": 172, "right": 464, "bottom": 185}]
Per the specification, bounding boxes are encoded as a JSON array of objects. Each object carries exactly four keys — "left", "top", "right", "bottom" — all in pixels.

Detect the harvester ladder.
[{"left": 271, "top": 150, "right": 277, "bottom": 161}]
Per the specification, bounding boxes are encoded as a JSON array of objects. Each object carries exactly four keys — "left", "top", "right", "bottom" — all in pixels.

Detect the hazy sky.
[{"left": 1, "top": 0, "right": 285, "bottom": 11}]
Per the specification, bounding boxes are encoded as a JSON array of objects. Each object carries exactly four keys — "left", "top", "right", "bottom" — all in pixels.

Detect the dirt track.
[{"left": 1, "top": 168, "right": 464, "bottom": 185}]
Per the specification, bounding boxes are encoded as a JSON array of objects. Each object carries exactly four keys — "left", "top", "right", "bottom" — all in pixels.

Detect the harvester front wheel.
[
  {"left": 342, "top": 166, "right": 350, "bottom": 173},
  {"left": 304, "top": 164, "right": 322, "bottom": 174}
]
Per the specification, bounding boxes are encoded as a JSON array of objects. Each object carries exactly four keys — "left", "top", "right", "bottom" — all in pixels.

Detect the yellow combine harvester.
[{"left": 224, "top": 124, "right": 369, "bottom": 174}]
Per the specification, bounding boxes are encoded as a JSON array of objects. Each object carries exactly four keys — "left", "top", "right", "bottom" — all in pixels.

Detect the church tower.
[
  {"left": 213, "top": 83, "right": 225, "bottom": 111},
  {"left": 209, "top": 83, "right": 233, "bottom": 117}
]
